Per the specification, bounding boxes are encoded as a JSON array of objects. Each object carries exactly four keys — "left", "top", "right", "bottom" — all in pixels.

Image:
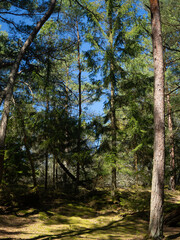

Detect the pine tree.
[
  {"left": 0, "top": 0, "right": 56, "bottom": 184},
  {"left": 149, "top": 0, "right": 165, "bottom": 238}
]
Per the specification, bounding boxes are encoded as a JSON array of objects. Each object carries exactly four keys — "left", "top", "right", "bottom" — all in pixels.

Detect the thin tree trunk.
[
  {"left": 57, "top": 158, "right": 77, "bottom": 182},
  {"left": 0, "top": 0, "right": 56, "bottom": 185},
  {"left": 149, "top": 0, "right": 165, "bottom": 239},
  {"left": 44, "top": 48, "right": 51, "bottom": 190},
  {"left": 65, "top": 64, "right": 69, "bottom": 112},
  {"left": 53, "top": 156, "right": 56, "bottom": 188},
  {"left": 45, "top": 151, "right": 48, "bottom": 190},
  {"left": 56, "top": 158, "right": 58, "bottom": 187},
  {"left": 167, "top": 93, "right": 176, "bottom": 190},
  {"left": 24, "top": 136, "right": 37, "bottom": 188},
  {"left": 134, "top": 153, "right": 138, "bottom": 184},
  {"left": 63, "top": 64, "right": 69, "bottom": 188},
  {"left": 17, "top": 107, "right": 37, "bottom": 188},
  {"left": 111, "top": 77, "right": 117, "bottom": 194},
  {"left": 76, "top": 20, "right": 82, "bottom": 185}
]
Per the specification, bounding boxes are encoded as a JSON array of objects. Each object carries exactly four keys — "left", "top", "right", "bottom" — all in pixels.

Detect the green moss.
[{"left": 0, "top": 188, "right": 179, "bottom": 240}]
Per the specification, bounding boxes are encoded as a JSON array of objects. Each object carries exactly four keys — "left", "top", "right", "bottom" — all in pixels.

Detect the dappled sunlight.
[{"left": 0, "top": 189, "right": 179, "bottom": 239}]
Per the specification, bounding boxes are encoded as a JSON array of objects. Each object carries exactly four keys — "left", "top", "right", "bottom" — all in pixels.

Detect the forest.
[{"left": 0, "top": 0, "right": 180, "bottom": 239}]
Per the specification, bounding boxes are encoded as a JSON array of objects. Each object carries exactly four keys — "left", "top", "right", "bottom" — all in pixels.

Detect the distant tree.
[{"left": 160, "top": 0, "right": 180, "bottom": 190}]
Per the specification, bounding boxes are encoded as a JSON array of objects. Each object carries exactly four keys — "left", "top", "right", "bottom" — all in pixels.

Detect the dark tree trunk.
[
  {"left": 111, "top": 76, "right": 117, "bottom": 194},
  {"left": 108, "top": 1, "right": 117, "bottom": 196},
  {"left": 45, "top": 152, "right": 48, "bottom": 190},
  {"left": 149, "top": 0, "right": 165, "bottom": 239},
  {"left": 17, "top": 108, "right": 37, "bottom": 188},
  {"left": 76, "top": 20, "right": 82, "bottom": 186},
  {"left": 53, "top": 156, "right": 56, "bottom": 188},
  {"left": 63, "top": 64, "right": 69, "bottom": 188},
  {"left": 0, "top": 0, "right": 56, "bottom": 185}
]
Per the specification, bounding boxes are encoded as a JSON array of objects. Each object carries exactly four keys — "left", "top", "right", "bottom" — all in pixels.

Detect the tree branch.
[
  {"left": 166, "top": 85, "right": 180, "bottom": 96},
  {"left": 73, "top": 0, "right": 99, "bottom": 21},
  {"left": 164, "top": 44, "right": 180, "bottom": 53}
]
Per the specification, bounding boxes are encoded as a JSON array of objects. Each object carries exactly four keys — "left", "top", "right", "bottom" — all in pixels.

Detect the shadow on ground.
[{"left": 0, "top": 188, "right": 180, "bottom": 240}]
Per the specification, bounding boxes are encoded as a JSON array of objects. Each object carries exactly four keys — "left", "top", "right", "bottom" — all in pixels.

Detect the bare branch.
[
  {"left": 0, "top": 11, "right": 43, "bottom": 16},
  {"left": 0, "top": 15, "right": 21, "bottom": 31},
  {"left": 166, "top": 85, "right": 180, "bottom": 96},
  {"left": 19, "top": 80, "right": 35, "bottom": 101},
  {"left": 164, "top": 44, "right": 180, "bottom": 53},
  {"left": 73, "top": 0, "right": 99, "bottom": 21},
  {"left": 165, "top": 109, "right": 180, "bottom": 116}
]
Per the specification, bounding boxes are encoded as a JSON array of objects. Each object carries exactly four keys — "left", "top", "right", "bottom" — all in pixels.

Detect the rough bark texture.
[
  {"left": 149, "top": 0, "right": 165, "bottom": 239},
  {"left": 0, "top": 0, "right": 56, "bottom": 184}
]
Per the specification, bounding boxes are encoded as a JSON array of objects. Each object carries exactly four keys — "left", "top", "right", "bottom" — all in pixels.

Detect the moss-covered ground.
[{"left": 0, "top": 187, "right": 180, "bottom": 239}]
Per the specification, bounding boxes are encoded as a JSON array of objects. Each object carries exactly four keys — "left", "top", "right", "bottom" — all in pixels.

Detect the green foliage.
[{"left": 0, "top": 0, "right": 179, "bottom": 190}]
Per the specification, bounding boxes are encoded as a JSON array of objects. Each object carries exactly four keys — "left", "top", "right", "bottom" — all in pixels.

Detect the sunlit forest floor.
[{"left": 0, "top": 187, "right": 180, "bottom": 240}]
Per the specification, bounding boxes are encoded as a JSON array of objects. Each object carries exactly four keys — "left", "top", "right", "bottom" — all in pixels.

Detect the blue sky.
[{"left": 0, "top": 1, "right": 148, "bottom": 118}]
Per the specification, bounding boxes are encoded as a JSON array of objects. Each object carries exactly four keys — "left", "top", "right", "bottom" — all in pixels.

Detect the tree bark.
[
  {"left": 0, "top": 0, "right": 56, "bottom": 185},
  {"left": 149, "top": 0, "right": 165, "bottom": 239},
  {"left": 63, "top": 64, "right": 69, "bottom": 188},
  {"left": 45, "top": 52, "right": 50, "bottom": 190},
  {"left": 57, "top": 158, "right": 77, "bottom": 182},
  {"left": 17, "top": 107, "right": 37, "bottom": 188},
  {"left": 108, "top": 0, "right": 117, "bottom": 196},
  {"left": 76, "top": 20, "right": 82, "bottom": 185},
  {"left": 111, "top": 75, "right": 117, "bottom": 194},
  {"left": 167, "top": 93, "right": 176, "bottom": 190},
  {"left": 53, "top": 156, "right": 56, "bottom": 188}
]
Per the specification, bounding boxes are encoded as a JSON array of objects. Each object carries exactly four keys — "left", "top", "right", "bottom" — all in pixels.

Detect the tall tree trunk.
[
  {"left": 108, "top": 0, "right": 117, "bottom": 196},
  {"left": 149, "top": 0, "right": 165, "bottom": 239},
  {"left": 63, "top": 64, "right": 69, "bottom": 188},
  {"left": 111, "top": 76, "right": 117, "bottom": 195},
  {"left": 167, "top": 93, "right": 176, "bottom": 190},
  {"left": 45, "top": 53, "right": 50, "bottom": 190},
  {"left": 76, "top": 20, "right": 82, "bottom": 185},
  {"left": 0, "top": 0, "right": 56, "bottom": 185}
]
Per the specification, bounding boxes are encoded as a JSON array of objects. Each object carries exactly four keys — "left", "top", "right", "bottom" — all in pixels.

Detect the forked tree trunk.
[
  {"left": 149, "top": 0, "right": 165, "bottom": 239},
  {"left": 0, "top": 0, "right": 56, "bottom": 185}
]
